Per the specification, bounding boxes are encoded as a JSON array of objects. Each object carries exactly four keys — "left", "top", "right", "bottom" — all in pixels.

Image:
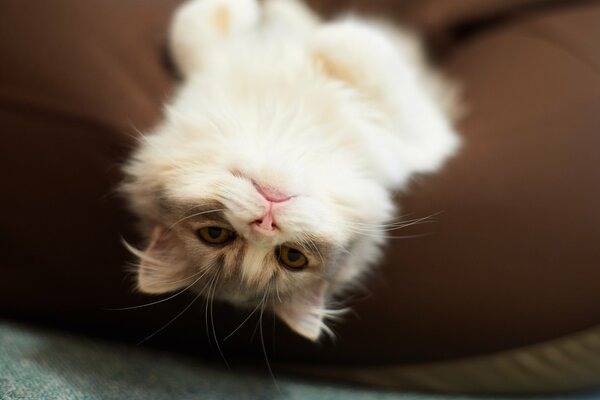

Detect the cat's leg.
[
  {"left": 262, "top": 0, "right": 320, "bottom": 34},
  {"left": 170, "top": 0, "right": 260, "bottom": 76},
  {"left": 309, "top": 19, "right": 460, "bottom": 187}
]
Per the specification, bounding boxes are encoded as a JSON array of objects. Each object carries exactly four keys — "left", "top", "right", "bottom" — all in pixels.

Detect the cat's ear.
[
  {"left": 274, "top": 281, "right": 329, "bottom": 341},
  {"left": 129, "top": 226, "right": 192, "bottom": 294},
  {"left": 170, "top": 0, "right": 259, "bottom": 76}
]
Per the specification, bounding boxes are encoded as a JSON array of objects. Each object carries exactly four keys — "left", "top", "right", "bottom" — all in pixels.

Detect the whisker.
[
  {"left": 259, "top": 282, "right": 280, "bottom": 393},
  {"left": 137, "top": 290, "right": 203, "bottom": 345},
  {"left": 346, "top": 230, "right": 432, "bottom": 240},
  {"left": 274, "top": 280, "right": 283, "bottom": 303},
  {"left": 346, "top": 212, "right": 442, "bottom": 230},
  {"left": 306, "top": 239, "right": 325, "bottom": 266},
  {"left": 297, "top": 236, "right": 322, "bottom": 265},
  {"left": 166, "top": 208, "right": 227, "bottom": 232},
  {"left": 107, "top": 265, "right": 212, "bottom": 311},
  {"left": 122, "top": 239, "right": 169, "bottom": 268},
  {"left": 208, "top": 271, "right": 230, "bottom": 369},
  {"left": 203, "top": 272, "right": 220, "bottom": 346},
  {"left": 343, "top": 220, "right": 434, "bottom": 233},
  {"left": 223, "top": 303, "right": 261, "bottom": 342},
  {"left": 204, "top": 275, "right": 214, "bottom": 348},
  {"left": 136, "top": 260, "right": 219, "bottom": 344},
  {"left": 249, "top": 315, "right": 261, "bottom": 344}
]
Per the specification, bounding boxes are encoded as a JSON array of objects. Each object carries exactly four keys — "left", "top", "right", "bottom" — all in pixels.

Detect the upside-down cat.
[{"left": 123, "top": 0, "right": 460, "bottom": 341}]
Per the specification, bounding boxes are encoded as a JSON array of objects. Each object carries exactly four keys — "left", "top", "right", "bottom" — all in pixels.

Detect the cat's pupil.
[
  {"left": 207, "top": 227, "right": 223, "bottom": 239},
  {"left": 287, "top": 248, "right": 301, "bottom": 262}
]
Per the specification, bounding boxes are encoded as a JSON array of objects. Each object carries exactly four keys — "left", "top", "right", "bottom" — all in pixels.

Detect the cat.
[{"left": 122, "top": 0, "right": 460, "bottom": 341}]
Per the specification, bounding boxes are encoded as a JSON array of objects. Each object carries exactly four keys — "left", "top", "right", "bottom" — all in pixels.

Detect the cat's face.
[{"left": 123, "top": 69, "right": 396, "bottom": 340}]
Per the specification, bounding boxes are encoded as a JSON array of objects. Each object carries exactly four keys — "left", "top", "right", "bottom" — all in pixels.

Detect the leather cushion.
[{"left": 1, "top": 0, "right": 599, "bottom": 366}]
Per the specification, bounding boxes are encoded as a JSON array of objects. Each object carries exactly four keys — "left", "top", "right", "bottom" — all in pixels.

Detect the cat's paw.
[
  {"left": 309, "top": 19, "right": 460, "bottom": 185},
  {"left": 170, "top": 0, "right": 260, "bottom": 75}
]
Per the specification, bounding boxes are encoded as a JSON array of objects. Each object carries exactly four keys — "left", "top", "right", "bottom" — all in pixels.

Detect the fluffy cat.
[{"left": 122, "top": 0, "right": 460, "bottom": 341}]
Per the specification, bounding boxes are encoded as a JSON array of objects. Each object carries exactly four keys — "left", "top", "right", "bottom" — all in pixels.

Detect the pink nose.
[
  {"left": 251, "top": 181, "right": 293, "bottom": 232},
  {"left": 253, "top": 204, "right": 277, "bottom": 231},
  {"left": 253, "top": 181, "right": 293, "bottom": 203}
]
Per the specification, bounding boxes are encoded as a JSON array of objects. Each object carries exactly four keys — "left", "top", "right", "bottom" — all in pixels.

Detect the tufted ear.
[
  {"left": 126, "top": 226, "right": 192, "bottom": 294},
  {"left": 169, "top": 0, "right": 259, "bottom": 76},
  {"left": 274, "top": 281, "right": 330, "bottom": 341}
]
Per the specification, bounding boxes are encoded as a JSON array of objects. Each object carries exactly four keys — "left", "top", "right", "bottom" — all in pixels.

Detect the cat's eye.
[
  {"left": 276, "top": 246, "right": 308, "bottom": 271},
  {"left": 197, "top": 227, "right": 236, "bottom": 246}
]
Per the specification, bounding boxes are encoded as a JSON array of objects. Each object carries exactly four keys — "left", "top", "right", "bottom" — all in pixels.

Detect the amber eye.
[
  {"left": 197, "top": 227, "right": 235, "bottom": 246},
  {"left": 277, "top": 246, "right": 308, "bottom": 270}
]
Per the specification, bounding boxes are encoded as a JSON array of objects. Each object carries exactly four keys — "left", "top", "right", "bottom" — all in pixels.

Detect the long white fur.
[{"left": 123, "top": 0, "right": 460, "bottom": 341}]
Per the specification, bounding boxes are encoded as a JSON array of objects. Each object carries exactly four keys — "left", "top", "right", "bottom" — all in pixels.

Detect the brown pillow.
[
  {"left": 1, "top": 0, "right": 599, "bottom": 367},
  {"left": 305, "top": 0, "right": 555, "bottom": 35}
]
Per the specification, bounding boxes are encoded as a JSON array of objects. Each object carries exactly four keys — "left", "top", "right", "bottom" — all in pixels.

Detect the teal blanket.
[{"left": 0, "top": 321, "right": 594, "bottom": 400}]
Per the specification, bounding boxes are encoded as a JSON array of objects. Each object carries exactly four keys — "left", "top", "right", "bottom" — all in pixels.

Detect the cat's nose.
[
  {"left": 253, "top": 212, "right": 276, "bottom": 232},
  {"left": 252, "top": 180, "right": 293, "bottom": 203},
  {"left": 250, "top": 180, "right": 295, "bottom": 235},
  {"left": 251, "top": 201, "right": 278, "bottom": 234}
]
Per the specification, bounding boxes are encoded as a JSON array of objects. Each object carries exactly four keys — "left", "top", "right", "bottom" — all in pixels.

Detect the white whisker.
[
  {"left": 167, "top": 208, "right": 227, "bottom": 232},
  {"left": 259, "top": 281, "right": 280, "bottom": 393},
  {"left": 108, "top": 264, "right": 213, "bottom": 311},
  {"left": 208, "top": 271, "right": 230, "bottom": 369},
  {"left": 223, "top": 303, "right": 261, "bottom": 342},
  {"left": 137, "top": 290, "right": 203, "bottom": 345}
]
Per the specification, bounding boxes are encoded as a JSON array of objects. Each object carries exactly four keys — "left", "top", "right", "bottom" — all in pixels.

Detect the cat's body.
[{"left": 123, "top": 0, "right": 459, "bottom": 340}]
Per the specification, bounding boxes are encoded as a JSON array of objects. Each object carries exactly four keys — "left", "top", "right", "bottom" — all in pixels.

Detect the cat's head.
[{"left": 123, "top": 129, "right": 393, "bottom": 340}]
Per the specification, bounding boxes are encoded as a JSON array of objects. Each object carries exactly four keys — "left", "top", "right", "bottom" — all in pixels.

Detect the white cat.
[{"left": 123, "top": 0, "right": 460, "bottom": 341}]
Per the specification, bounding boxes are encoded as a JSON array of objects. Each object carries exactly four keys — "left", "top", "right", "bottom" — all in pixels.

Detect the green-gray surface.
[{"left": 0, "top": 321, "right": 596, "bottom": 400}]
